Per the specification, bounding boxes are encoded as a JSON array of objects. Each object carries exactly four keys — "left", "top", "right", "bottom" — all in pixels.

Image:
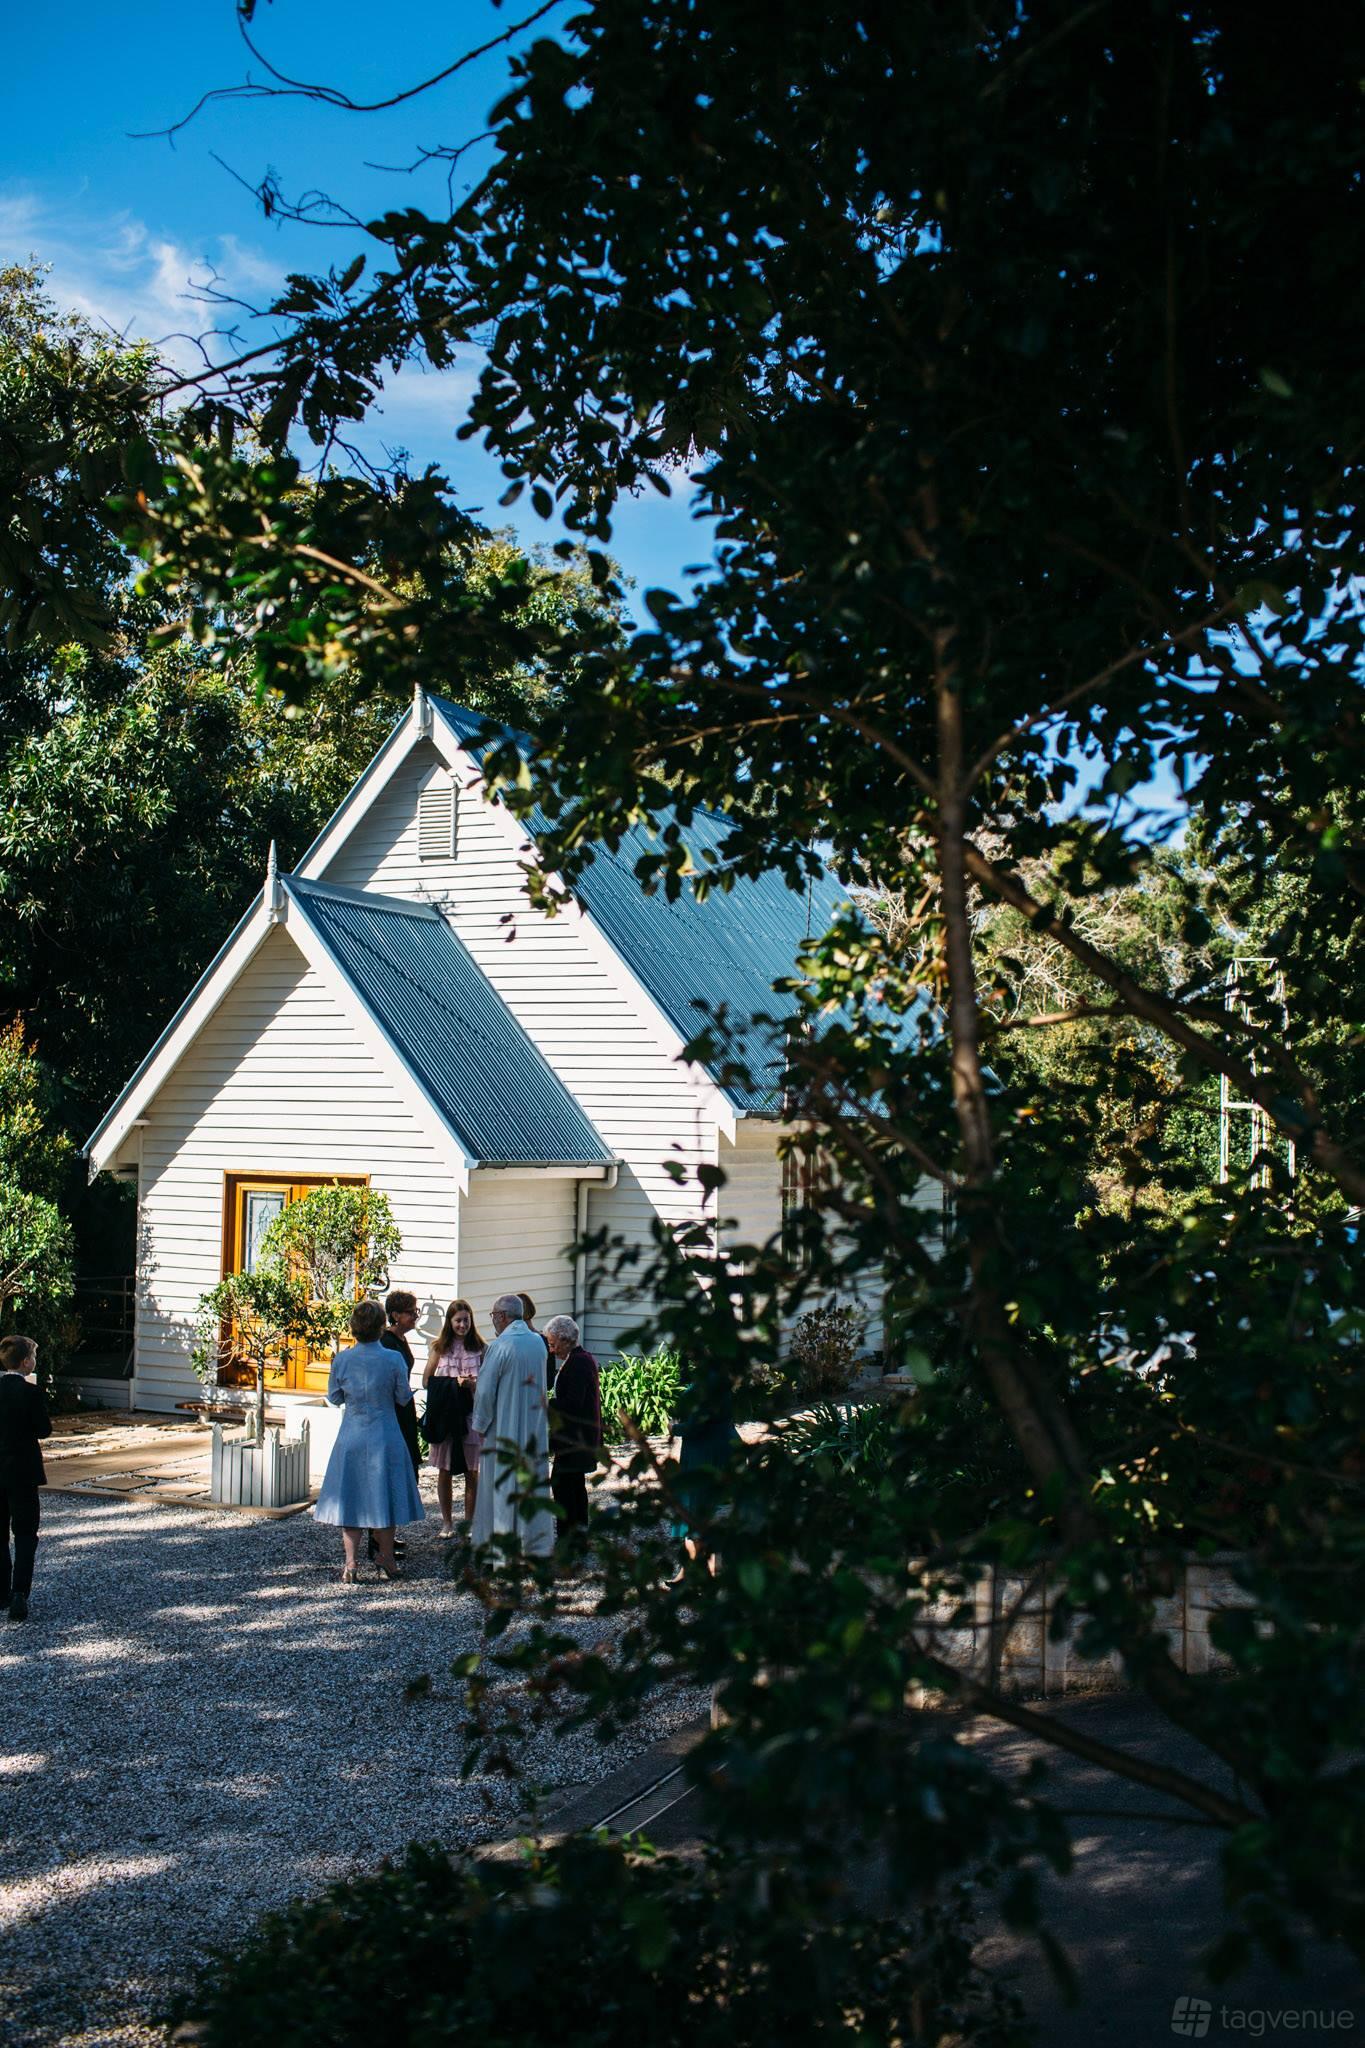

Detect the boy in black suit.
[{"left": 0, "top": 1334, "right": 52, "bottom": 1623}]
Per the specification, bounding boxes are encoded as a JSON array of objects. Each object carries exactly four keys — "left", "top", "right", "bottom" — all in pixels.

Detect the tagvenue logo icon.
[{"left": 1172, "top": 1998, "right": 1213, "bottom": 2040}]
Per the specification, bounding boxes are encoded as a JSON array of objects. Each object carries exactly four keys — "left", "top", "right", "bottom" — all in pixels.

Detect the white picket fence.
[{"left": 209, "top": 1420, "right": 311, "bottom": 1508}]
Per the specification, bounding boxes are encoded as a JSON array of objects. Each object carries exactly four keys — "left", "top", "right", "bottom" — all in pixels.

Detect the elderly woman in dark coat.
[{"left": 543, "top": 1314, "right": 601, "bottom": 1538}]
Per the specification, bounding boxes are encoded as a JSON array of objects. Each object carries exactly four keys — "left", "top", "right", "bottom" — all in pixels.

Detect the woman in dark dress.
[
  {"left": 423, "top": 1298, "right": 486, "bottom": 1536},
  {"left": 519, "top": 1291, "right": 554, "bottom": 1384}
]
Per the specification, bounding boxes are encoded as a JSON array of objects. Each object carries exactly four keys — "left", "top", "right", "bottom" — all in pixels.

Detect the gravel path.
[{"left": 0, "top": 1485, "right": 707, "bottom": 2048}]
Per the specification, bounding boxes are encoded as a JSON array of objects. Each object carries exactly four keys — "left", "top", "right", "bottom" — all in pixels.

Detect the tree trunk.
[{"left": 933, "top": 649, "right": 1090, "bottom": 1499}]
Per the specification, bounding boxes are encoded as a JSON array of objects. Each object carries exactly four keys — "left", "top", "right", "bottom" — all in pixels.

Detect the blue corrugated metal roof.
[
  {"left": 430, "top": 696, "right": 909, "bottom": 1115},
  {"left": 285, "top": 875, "right": 613, "bottom": 1166}
]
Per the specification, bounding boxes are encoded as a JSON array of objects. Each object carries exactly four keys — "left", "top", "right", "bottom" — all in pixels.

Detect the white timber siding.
[
  {"left": 457, "top": 1173, "right": 578, "bottom": 1333},
  {"left": 719, "top": 1120, "right": 785, "bottom": 1255},
  {"left": 322, "top": 745, "right": 722, "bottom": 1357},
  {"left": 833, "top": 1177, "right": 947, "bottom": 1360},
  {"left": 132, "top": 925, "right": 460, "bottom": 1413},
  {"left": 719, "top": 1120, "right": 891, "bottom": 1354},
  {"left": 322, "top": 740, "right": 454, "bottom": 900}
]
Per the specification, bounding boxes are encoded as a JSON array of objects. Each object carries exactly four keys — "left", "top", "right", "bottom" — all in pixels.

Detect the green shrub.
[
  {"left": 0, "top": 1024, "right": 77, "bottom": 1369},
  {"left": 786, "top": 1302, "right": 865, "bottom": 1400},
  {"left": 598, "top": 1346, "right": 681, "bottom": 1440},
  {"left": 787, "top": 1399, "right": 905, "bottom": 1486},
  {"left": 0, "top": 1183, "right": 75, "bottom": 1361},
  {"left": 180, "top": 1834, "right": 1026, "bottom": 2048}
]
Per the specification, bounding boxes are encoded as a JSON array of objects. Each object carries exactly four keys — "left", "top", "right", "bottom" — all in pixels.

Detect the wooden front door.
[{"left": 223, "top": 1174, "right": 366, "bottom": 1393}]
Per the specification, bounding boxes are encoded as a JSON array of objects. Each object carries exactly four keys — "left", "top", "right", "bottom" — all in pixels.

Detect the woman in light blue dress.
[{"left": 315, "top": 1299, "right": 425, "bottom": 1581}]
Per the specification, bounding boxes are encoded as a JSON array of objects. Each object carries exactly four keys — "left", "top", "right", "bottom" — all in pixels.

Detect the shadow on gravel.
[
  {"left": 0, "top": 1492, "right": 683, "bottom": 2048},
  {"left": 959, "top": 1694, "right": 1365, "bottom": 2048}
]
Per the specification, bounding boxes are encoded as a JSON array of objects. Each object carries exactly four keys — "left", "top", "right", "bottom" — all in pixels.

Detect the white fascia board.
[
  {"left": 473, "top": 1163, "right": 617, "bottom": 1181},
  {"left": 294, "top": 705, "right": 420, "bottom": 881},
  {"left": 292, "top": 874, "right": 433, "bottom": 918},
  {"left": 86, "top": 899, "right": 275, "bottom": 1173},
  {"left": 433, "top": 719, "right": 739, "bottom": 1145},
  {"left": 278, "top": 897, "right": 473, "bottom": 1195}
]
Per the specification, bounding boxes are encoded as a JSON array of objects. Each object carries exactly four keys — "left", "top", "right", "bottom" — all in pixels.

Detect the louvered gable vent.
[{"left": 417, "top": 779, "right": 457, "bottom": 861}]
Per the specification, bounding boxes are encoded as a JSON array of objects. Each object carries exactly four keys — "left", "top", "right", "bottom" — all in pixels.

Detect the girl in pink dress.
[{"left": 423, "top": 1299, "right": 486, "bottom": 1537}]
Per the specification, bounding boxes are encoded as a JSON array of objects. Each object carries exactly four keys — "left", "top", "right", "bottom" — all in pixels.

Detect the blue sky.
[
  {"left": 2, "top": 1, "right": 1187, "bottom": 823},
  {"left": 1, "top": 0, "right": 710, "bottom": 608}
]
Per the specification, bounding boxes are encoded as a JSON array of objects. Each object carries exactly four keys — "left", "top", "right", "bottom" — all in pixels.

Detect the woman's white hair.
[{"left": 543, "top": 1314, "right": 579, "bottom": 1346}]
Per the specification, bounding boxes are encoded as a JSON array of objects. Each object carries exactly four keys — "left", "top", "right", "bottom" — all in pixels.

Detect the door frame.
[{"left": 221, "top": 1172, "right": 369, "bottom": 1392}]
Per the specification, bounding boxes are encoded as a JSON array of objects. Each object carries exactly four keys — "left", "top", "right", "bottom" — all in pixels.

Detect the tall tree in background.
[
  {"left": 0, "top": 1021, "right": 74, "bottom": 1357},
  {"left": 0, "top": 271, "right": 628, "bottom": 1159}
]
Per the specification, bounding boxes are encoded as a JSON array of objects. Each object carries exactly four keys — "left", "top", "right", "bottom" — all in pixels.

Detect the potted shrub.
[
  {"left": 192, "top": 1185, "right": 403, "bottom": 1507},
  {"left": 193, "top": 1263, "right": 324, "bottom": 1506}
]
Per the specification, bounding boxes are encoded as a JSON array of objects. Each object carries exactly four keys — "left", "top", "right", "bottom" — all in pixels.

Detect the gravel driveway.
[{"left": 0, "top": 1487, "right": 706, "bottom": 2048}]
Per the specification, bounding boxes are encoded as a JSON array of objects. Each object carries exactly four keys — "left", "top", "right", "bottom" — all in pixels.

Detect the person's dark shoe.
[{"left": 8, "top": 1595, "right": 29, "bottom": 1622}]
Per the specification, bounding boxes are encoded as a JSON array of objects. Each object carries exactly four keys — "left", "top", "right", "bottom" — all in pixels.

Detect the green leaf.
[{"left": 737, "top": 1558, "right": 766, "bottom": 1600}]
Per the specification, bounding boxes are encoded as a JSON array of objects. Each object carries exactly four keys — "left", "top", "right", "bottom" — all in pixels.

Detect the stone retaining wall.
[{"left": 908, "top": 1555, "right": 1251, "bottom": 1699}]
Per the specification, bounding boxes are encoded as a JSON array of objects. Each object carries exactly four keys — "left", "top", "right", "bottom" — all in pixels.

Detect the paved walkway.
[
  {"left": 44, "top": 1413, "right": 243, "bottom": 1514},
  {"left": 963, "top": 1696, "right": 1364, "bottom": 2046},
  {"left": 568, "top": 1695, "right": 1364, "bottom": 2048}
]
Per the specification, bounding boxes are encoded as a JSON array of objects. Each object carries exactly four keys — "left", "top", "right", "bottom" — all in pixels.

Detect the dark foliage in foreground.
[{"left": 182, "top": 1835, "right": 1026, "bottom": 2048}]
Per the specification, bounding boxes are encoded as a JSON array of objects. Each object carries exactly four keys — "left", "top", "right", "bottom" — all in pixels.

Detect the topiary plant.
[
  {"left": 260, "top": 1183, "right": 401, "bottom": 1354},
  {"left": 193, "top": 1263, "right": 322, "bottom": 1443}
]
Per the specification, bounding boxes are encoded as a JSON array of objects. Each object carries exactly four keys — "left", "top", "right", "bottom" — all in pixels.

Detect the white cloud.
[
  {"left": 368, "top": 352, "right": 483, "bottom": 449},
  {"left": 1, "top": 185, "right": 480, "bottom": 464},
  {"left": 0, "top": 185, "right": 285, "bottom": 374}
]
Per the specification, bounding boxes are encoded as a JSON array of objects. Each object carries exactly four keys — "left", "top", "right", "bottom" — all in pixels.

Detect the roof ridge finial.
[
  {"left": 264, "top": 840, "right": 283, "bottom": 924},
  {"left": 414, "top": 683, "right": 432, "bottom": 738}
]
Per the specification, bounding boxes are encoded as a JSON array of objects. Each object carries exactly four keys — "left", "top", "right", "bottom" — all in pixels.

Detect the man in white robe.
[{"left": 470, "top": 1293, "right": 553, "bottom": 1555}]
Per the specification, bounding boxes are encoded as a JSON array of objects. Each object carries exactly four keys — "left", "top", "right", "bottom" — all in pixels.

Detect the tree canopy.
[{"left": 0, "top": 270, "right": 627, "bottom": 1144}]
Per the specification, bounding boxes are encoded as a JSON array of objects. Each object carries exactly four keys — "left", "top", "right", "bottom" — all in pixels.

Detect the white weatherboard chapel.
[{"left": 86, "top": 690, "right": 886, "bottom": 1427}]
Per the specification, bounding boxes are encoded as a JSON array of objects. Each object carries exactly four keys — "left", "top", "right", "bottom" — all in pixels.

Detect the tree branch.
[
  {"left": 137, "top": 0, "right": 571, "bottom": 140},
  {"left": 961, "top": 839, "right": 1365, "bottom": 1206},
  {"left": 963, "top": 597, "right": 1240, "bottom": 794},
  {"left": 981, "top": 1000, "right": 1128, "bottom": 1036},
  {"left": 916, "top": 1651, "right": 1259, "bottom": 1831}
]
